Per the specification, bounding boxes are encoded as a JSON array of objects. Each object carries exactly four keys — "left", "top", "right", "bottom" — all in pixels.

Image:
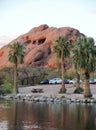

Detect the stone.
[{"left": 0, "top": 24, "right": 84, "bottom": 69}]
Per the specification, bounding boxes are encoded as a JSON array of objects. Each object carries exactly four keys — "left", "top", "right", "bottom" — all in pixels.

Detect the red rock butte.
[{"left": 0, "top": 24, "right": 84, "bottom": 69}]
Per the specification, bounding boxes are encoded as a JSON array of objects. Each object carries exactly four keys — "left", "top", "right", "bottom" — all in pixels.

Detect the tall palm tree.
[
  {"left": 8, "top": 42, "right": 25, "bottom": 93},
  {"left": 53, "top": 36, "right": 70, "bottom": 92},
  {"left": 73, "top": 37, "right": 96, "bottom": 97}
]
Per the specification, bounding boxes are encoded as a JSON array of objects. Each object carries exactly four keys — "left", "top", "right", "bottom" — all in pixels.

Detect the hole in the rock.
[
  {"left": 38, "top": 38, "right": 46, "bottom": 45},
  {"left": 32, "top": 40, "right": 36, "bottom": 44}
]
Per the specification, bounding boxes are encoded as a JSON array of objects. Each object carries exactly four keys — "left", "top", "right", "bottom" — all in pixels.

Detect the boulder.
[{"left": 0, "top": 24, "right": 84, "bottom": 68}]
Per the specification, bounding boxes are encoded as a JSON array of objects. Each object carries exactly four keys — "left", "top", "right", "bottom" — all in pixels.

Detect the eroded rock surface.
[{"left": 0, "top": 24, "right": 84, "bottom": 68}]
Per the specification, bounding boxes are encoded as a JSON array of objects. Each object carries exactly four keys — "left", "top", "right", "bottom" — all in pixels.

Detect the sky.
[{"left": 0, "top": 0, "right": 96, "bottom": 47}]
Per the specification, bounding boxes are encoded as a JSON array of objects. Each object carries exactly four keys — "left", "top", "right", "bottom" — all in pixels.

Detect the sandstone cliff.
[{"left": 0, "top": 24, "right": 84, "bottom": 68}]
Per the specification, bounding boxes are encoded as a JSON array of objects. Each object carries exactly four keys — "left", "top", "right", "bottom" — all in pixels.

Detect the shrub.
[
  {"left": 0, "top": 83, "right": 13, "bottom": 95},
  {"left": 4, "top": 83, "right": 13, "bottom": 93},
  {"left": 59, "top": 88, "right": 66, "bottom": 93},
  {"left": 60, "top": 95, "right": 65, "bottom": 98},
  {"left": 74, "top": 87, "right": 84, "bottom": 94},
  {"left": 0, "top": 86, "right": 5, "bottom": 95},
  {"left": 65, "top": 68, "right": 76, "bottom": 79}
]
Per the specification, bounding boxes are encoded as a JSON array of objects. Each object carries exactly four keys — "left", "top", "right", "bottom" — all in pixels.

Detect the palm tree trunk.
[
  {"left": 83, "top": 72, "right": 92, "bottom": 98},
  {"left": 61, "top": 58, "right": 65, "bottom": 92},
  {"left": 14, "top": 64, "right": 18, "bottom": 94},
  {"left": 76, "top": 71, "right": 80, "bottom": 88}
]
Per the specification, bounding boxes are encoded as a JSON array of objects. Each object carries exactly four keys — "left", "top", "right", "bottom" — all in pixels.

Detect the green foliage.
[
  {"left": 72, "top": 37, "right": 96, "bottom": 73},
  {"left": 65, "top": 69, "right": 76, "bottom": 79},
  {"left": 4, "top": 79, "right": 13, "bottom": 93},
  {"left": 53, "top": 35, "right": 71, "bottom": 90},
  {"left": 5, "top": 84, "right": 13, "bottom": 94},
  {"left": 17, "top": 66, "right": 49, "bottom": 86},
  {"left": 0, "top": 86, "right": 5, "bottom": 95},
  {"left": 8, "top": 42, "right": 25, "bottom": 93},
  {"left": 74, "top": 87, "right": 84, "bottom": 94},
  {"left": 72, "top": 37, "right": 96, "bottom": 97},
  {"left": 0, "top": 69, "right": 13, "bottom": 95},
  {"left": 17, "top": 66, "right": 62, "bottom": 86},
  {"left": 8, "top": 42, "right": 25, "bottom": 65},
  {"left": 0, "top": 83, "right": 13, "bottom": 95},
  {"left": 60, "top": 95, "right": 66, "bottom": 98},
  {"left": 53, "top": 35, "right": 71, "bottom": 59},
  {"left": 45, "top": 68, "right": 61, "bottom": 79},
  {"left": 59, "top": 88, "right": 66, "bottom": 93}
]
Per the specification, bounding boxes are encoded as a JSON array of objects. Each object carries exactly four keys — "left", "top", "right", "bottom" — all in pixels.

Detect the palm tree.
[
  {"left": 8, "top": 42, "right": 25, "bottom": 93},
  {"left": 53, "top": 36, "right": 70, "bottom": 92},
  {"left": 73, "top": 37, "right": 96, "bottom": 97}
]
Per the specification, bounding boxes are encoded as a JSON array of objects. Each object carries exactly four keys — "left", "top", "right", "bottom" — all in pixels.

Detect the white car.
[
  {"left": 49, "top": 78, "right": 62, "bottom": 84},
  {"left": 69, "top": 79, "right": 82, "bottom": 84},
  {"left": 69, "top": 79, "right": 76, "bottom": 84},
  {"left": 90, "top": 79, "right": 96, "bottom": 84}
]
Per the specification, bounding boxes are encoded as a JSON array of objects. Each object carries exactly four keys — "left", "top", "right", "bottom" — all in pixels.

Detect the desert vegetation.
[
  {"left": 0, "top": 35, "right": 96, "bottom": 98},
  {"left": 52, "top": 36, "right": 96, "bottom": 97},
  {"left": 53, "top": 36, "right": 71, "bottom": 93},
  {"left": 8, "top": 42, "right": 25, "bottom": 93}
]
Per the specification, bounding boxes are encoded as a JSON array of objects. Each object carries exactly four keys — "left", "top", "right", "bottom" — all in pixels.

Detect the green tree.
[
  {"left": 73, "top": 37, "right": 96, "bottom": 97},
  {"left": 53, "top": 36, "right": 70, "bottom": 92},
  {"left": 8, "top": 42, "right": 25, "bottom": 93}
]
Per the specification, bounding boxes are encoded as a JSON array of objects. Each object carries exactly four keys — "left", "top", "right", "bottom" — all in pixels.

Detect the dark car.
[
  {"left": 64, "top": 79, "right": 70, "bottom": 84},
  {"left": 40, "top": 79, "right": 49, "bottom": 84}
]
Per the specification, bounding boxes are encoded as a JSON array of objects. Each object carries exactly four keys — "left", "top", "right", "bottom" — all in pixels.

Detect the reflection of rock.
[{"left": 0, "top": 24, "right": 85, "bottom": 68}]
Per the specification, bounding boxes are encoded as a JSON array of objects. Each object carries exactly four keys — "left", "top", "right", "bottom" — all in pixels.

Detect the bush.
[
  {"left": 0, "top": 86, "right": 5, "bottom": 95},
  {"left": 74, "top": 87, "right": 84, "bottom": 94},
  {"left": 60, "top": 95, "right": 65, "bottom": 98},
  {"left": 4, "top": 83, "right": 13, "bottom": 93},
  {"left": 0, "top": 83, "right": 13, "bottom": 95},
  {"left": 65, "top": 69, "right": 76, "bottom": 79},
  {"left": 59, "top": 88, "right": 66, "bottom": 93}
]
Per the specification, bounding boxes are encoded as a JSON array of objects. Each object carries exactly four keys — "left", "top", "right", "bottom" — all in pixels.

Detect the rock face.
[{"left": 0, "top": 24, "right": 84, "bottom": 68}]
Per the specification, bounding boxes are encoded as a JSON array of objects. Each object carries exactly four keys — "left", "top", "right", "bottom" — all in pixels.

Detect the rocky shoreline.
[
  {"left": 1, "top": 93, "right": 96, "bottom": 104},
  {"left": 1, "top": 84, "right": 96, "bottom": 104}
]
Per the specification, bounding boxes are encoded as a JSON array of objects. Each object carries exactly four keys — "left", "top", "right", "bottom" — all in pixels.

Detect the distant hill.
[{"left": 0, "top": 24, "right": 84, "bottom": 69}]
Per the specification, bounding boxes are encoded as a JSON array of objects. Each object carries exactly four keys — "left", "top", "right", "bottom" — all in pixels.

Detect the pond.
[{"left": 0, "top": 99, "right": 96, "bottom": 130}]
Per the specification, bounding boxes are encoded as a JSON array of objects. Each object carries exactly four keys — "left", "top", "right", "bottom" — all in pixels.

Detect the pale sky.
[{"left": 0, "top": 0, "right": 96, "bottom": 45}]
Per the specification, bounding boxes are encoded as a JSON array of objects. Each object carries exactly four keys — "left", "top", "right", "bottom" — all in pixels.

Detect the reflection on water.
[{"left": 0, "top": 99, "right": 96, "bottom": 130}]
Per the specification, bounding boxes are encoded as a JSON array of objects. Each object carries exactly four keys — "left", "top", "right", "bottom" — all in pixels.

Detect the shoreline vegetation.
[{"left": 1, "top": 84, "right": 96, "bottom": 104}]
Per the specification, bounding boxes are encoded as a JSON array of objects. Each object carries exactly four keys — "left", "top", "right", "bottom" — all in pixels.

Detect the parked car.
[
  {"left": 49, "top": 78, "right": 62, "bottom": 84},
  {"left": 40, "top": 79, "right": 49, "bottom": 84},
  {"left": 64, "top": 79, "right": 70, "bottom": 84},
  {"left": 90, "top": 79, "right": 96, "bottom": 84},
  {"left": 69, "top": 79, "right": 76, "bottom": 84},
  {"left": 69, "top": 79, "right": 82, "bottom": 84}
]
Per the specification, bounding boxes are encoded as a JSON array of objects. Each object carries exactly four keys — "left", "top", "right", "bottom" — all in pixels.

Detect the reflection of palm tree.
[
  {"left": 13, "top": 102, "right": 23, "bottom": 130},
  {"left": 13, "top": 102, "right": 18, "bottom": 130},
  {"left": 53, "top": 36, "right": 70, "bottom": 92},
  {"left": 73, "top": 37, "right": 96, "bottom": 97},
  {"left": 83, "top": 105, "right": 95, "bottom": 130},
  {"left": 7, "top": 102, "right": 20, "bottom": 130},
  {"left": 8, "top": 42, "right": 25, "bottom": 93}
]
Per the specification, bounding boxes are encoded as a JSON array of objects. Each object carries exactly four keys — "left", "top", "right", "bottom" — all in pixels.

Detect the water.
[{"left": 0, "top": 99, "right": 96, "bottom": 130}]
